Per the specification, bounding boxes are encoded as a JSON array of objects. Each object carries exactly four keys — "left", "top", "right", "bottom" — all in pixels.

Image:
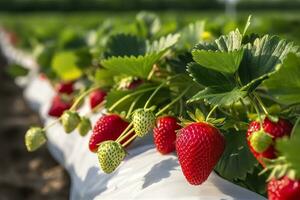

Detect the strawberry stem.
[
  {"left": 249, "top": 94, "right": 263, "bottom": 128},
  {"left": 156, "top": 85, "right": 192, "bottom": 117},
  {"left": 70, "top": 85, "right": 101, "bottom": 111},
  {"left": 126, "top": 95, "right": 142, "bottom": 119},
  {"left": 42, "top": 118, "right": 61, "bottom": 131},
  {"left": 109, "top": 87, "right": 157, "bottom": 112},
  {"left": 115, "top": 122, "right": 133, "bottom": 142},
  {"left": 254, "top": 92, "right": 269, "bottom": 116},
  {"left": 116, "top": 127, "right": 134, "bottom": 143},
  {"left": 291, "top": 118, "right": 300, "bottom": 137},
  {"left": 144, "top": 74, "right": 181, "bottom": 110},
  {"left": 206, "top": 105, "right": 218, "bottom": 121},
  {"left": 239, "top": 98, "right": 249, "bottom": 114},
  {"left": 144, "top": 82, "right": 166, "bottom": 110},
  {"left": 147, "top": 64, "right": 156, "bottom": 80},
  {"left": 121, "top": 134, "right": 138, "bottom": 147}
]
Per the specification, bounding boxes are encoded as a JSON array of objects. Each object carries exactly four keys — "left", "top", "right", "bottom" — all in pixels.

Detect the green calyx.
[
  {"left": 78, "top": 117, "right": 92, "bottom": 136},
  {"left": 97, "top": 140, "right": 126, "bottom": 174},
  {"left": 132, "top": 108, "right": 156, "bottom": 137},
  {"left": 25, "top": 127, "right": 47, "bottom": 152},
  {"left": 61, "top": 111, "right": 81, "bottom": 133},
  {"left": 250, "top": 130, "right": 273, "bottom": 153}
]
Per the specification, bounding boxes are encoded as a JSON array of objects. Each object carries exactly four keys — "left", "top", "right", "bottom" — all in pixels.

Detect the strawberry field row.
[{"left": 2, "top": 12, "right": 300, "bottom": 199}]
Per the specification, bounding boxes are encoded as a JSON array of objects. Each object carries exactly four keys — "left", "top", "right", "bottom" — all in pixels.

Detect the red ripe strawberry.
[
  {"left": 176, "top": 122, "right": 225, "bottom": 185},
  {"left": 56, "top": 82, "right": 74, "bottom": 95},
  {"left": 89, "top": 114, "right": 134, "bottom": 152},
  {"left": 118, "top": 77, "right": 143, "bottom": 90},
  {"left": 246, "top": 117, "right": 293, "bottom": 166},
  {"left": 268, "top": 176, "right": 300, "bottom": 200},
  {"left": 48, "top": 95, "right": 72, "bottom": 117},
  {"left": 153, "top": 116, "right": 181, "bottom": 154},
  {"left": 127, "top": 79, "right": 143, "bottom": 90},
  {"left": 89, "top": 89, "right": 107, "bottom": 109}
]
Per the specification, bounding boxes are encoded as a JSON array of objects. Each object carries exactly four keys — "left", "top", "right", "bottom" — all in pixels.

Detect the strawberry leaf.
[
  {"left": 194, "top": 29, "right": 242, "bottom": 52},
  {"left": 264, "top": 53, "right": 300, "bottom": 105},
  {"left": 101, "top": 34, "right": 179, "bottom": 79},
  {"left": 51, "top": 51, "right": 83, "bottom": 81},
  {"left": 188, "top": 87, "right": 246, "bottom": 105},
  {"left": 101, "top": 53, "right": 160, "bottom": 79},
  {"left": 192, "top": 49, "right": 244, "bottom": 74},
  {"left": 187, "top": 62, "right": 235, "bottom": 90},
  {"left": 238, "top": 35, "right": 299, "bottom": 85},
  {"left": 215, "top": 130, "right": 258, "bottom": 181},
  {"left": 104, "top": 34, "right": 147, "bottom": 58},
  {"left": 146, "top": 33, "right": 180, "bottom": 54}
]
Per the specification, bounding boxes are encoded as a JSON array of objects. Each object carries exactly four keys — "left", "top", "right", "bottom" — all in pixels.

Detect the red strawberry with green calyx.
[
  {"left": 89, "top": 114, "right": 134, "bottom": 152},
  {"left": 154, "top": 116, "right": 181, "bottom": 154},
  {"left": 268, "top": 176, "right": 300, "bottom": 200},
  {"left": 118, "top": 76, "right": 143, "bottom": 90},
  {"left": 176, "top": 120, "right": 225, "bottom": 185},
  {"left": 48, "top": 95, "right": 72, "bottom": 118},
  {"left": 89, "top": 89, "right": 107, "bottom": 109},
  {"left": 56, "top": 81, "right": 74, "bottom": 95},
  {"left": 246, "top": 117, "right": 293, "bottom": 166}
]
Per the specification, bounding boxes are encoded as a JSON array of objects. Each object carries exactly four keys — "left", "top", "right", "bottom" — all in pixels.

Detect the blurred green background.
[{"left": 0, "top": 0, "right": 300, "bottom": 11}]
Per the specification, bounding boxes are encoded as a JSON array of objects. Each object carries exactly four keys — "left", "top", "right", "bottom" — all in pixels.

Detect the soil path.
[{"left": 0, "top": 52, "right": 70, "bottom": 200}]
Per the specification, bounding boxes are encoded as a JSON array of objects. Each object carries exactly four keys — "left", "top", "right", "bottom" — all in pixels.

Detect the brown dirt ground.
[{"left": 0, "top": 53, "right": 70, "bottom": 200}]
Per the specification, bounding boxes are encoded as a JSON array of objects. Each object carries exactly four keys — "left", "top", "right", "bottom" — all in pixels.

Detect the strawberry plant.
[{"left": 18, "top": 12, "right": 300, "bottom": 198}]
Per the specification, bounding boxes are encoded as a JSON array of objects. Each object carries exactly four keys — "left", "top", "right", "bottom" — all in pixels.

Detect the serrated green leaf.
[
  {"left": 101, "top": 53, "right": 160, "bottom": 79},
  {"left": 215, "top": 29, "right": 243, "bottom": 51},
  {"left": 239, "top": 35, "right": 299, "bottom": 85},
  {"left": 215, "top": 130, "right": 258, "bottom": 181},
  {"left": 51, "top": 51, "right": 82, "bottom": 81},
  {"left": 187, "top": 62, "right": 235, "bottom": 90},
  {"left": 188, "top": 87, "right": 246, "bottom": 106},
  {"left": 104, "top": 34, "right": 146, "bottom": 58},
  {"left": 101, "top": 34, "right": 179, "bottom": 79},
  {"left": 195, "top": 29, "right": 242, "bottom": 52},
  {"left": 146, "top": 33, "right": 180, "bottom": 54},
  {"left": 192, "top": 49, "right": 244, "bottom": 74},
  {"left": 264, "top": 53, "right": 300, "bottom": 105}
]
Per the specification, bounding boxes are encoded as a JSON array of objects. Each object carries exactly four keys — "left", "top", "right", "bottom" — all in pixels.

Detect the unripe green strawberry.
[
  {"left": 61, "top": 111, "right": 81, "bottom": 133},
  {"left": 249, "top": 130, "right": 273, "bottom": 153},
  {"left": 97, "top": 140, "right": 126, "bottom": 174},
  {"left": 25, "top": 127, "right": 47, "bottom": 152},
  {"left": 132, "top": 108, "right": 155, "bottom": 137},
  {"left": 78, "top": 117, "right": 92, "bottom": 136}
]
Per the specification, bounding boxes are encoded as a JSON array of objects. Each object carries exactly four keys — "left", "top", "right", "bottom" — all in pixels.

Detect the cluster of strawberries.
[
  {"left": 247, "top": 117, "right": 300, "bottom": 199},
  {"left": 90, "top": 109, "right": 300, "bottom": 200},
  {"left": 48, "top": 81, "right": 106, "bottom": 118},
  {"left": 25, "top": 78, "right": 300, "bottom": 199}
]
